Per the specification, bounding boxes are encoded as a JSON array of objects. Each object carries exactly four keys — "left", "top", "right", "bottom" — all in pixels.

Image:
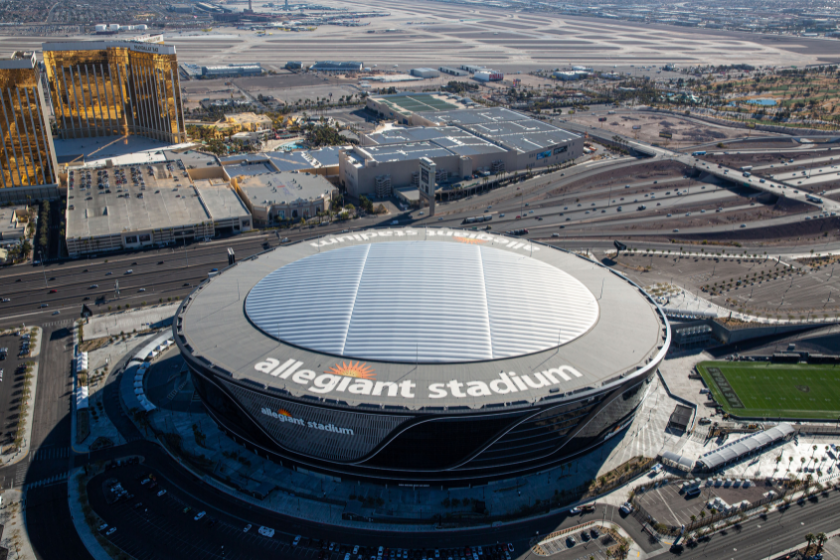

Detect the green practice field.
[{"left": 696, "top": 361, "right": 840, "bottom": 420}]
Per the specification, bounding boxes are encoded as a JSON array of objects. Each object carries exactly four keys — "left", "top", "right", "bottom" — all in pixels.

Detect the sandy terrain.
[{"left": 563, "top": 110, "right": 775, "bottom": 147}]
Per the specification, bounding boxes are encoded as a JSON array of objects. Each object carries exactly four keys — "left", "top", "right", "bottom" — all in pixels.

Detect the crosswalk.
[
  {"left": 32, "top": 446, "right": 71, "bottom": 461},
  {"left": 23, "top": 471, "right": 69, "bottom": 490},
  {"left": 42, "top": 319, "right": 72, "bottom": 328}
]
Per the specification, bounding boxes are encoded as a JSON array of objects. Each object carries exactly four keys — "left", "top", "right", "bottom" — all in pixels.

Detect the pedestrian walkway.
[{"left": 22, "top": 471, "right": 69, "bottom": 490}]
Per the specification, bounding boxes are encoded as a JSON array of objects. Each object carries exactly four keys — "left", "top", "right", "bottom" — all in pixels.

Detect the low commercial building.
[
  {"left": 0, "top": 205, "right": 28, "bottom": 243},
  {"left": 201, "top": 63, "right": 262, "bottom": 78},
  {"left": 309, "top": 61, "right": 363, "bottom": 73},
  {"left": 65, "top": 160, "right": 251, "bottom": 256},
  {"left": 232, "top": 171, "right": 336, "bottom": 224},
  {"left": 224, "top": 112, "right": 273, "bottom": 134},
  {"left": 474, "top": 70, "right": 503, "bottom": 82},
  {"left": 341, "top": 105, "right": 582, "bottom": 198},
  {"left": 554, "top": 71, "right": 587, "bottom": 81},
  {"left": 410, "top": 67, "right": 440, "bottom": 78}
]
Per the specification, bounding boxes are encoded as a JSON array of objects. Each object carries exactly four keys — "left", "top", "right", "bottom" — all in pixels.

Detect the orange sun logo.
[
  {"left": 325, "top": 361, "right": 376, "bottom": 379},
  {"left": 277, "top": 409, "right": 292, "bottom": 418},
  {"left": 454, "top": 236, "right": 485, "bottom": 245}
]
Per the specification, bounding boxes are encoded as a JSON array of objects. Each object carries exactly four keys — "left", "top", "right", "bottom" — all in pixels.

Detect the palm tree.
[
  {"left": 805, "top": 533, "right": 816, "bottom": 552},
  {"left": 815, "top": 532, "right": 828, "bottom": 550}
]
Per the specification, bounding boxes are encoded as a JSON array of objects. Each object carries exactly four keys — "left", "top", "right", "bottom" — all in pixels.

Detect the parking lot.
[
  {"left": 537, "top": 525, "right": 617, "bottom": 560},
  {"left": 634, "top": 478, "right": 787, "bottom": 528},
  {"left": 0, "top": 330, "right": 37, "bottom": 451},
  {"left": 87, "top": 462, "right": 520, "bottom": 560},
  {"left": 88, "top": 463, "right": 300, "bottom": 560}
]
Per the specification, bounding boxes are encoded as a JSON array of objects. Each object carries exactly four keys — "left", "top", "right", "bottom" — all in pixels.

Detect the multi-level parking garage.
[{"left": 174, "top": 229, "right": 670, "bottom": 484}]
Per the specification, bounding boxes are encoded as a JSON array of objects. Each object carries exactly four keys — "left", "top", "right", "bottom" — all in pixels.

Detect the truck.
[
  {"left": 691, "top": 151, "right": 706, "bottom": 156},
  {"left": 742, "top": 172, "right": 751, "bottom": 178},
  {"left": 739, "top": 166, "right": 753, "bottom": 172},
  {"left": 598, "top": 117, "right": 607, "bottom": 122},
  {"left": 806, "top": 194, "right": 823, "bottom": 204}
]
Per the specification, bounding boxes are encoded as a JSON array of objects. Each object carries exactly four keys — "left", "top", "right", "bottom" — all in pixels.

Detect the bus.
[{"left": 692, "top": 151, "right": 706, "bottom": 156}]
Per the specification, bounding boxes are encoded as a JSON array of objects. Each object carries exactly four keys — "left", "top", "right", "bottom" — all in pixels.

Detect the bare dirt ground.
[
  {"left": 614, "top": 249, "right": 838, "bottom": 319},
  {"left": 563, "top": 111, "right": 774, "bottom": 147}
]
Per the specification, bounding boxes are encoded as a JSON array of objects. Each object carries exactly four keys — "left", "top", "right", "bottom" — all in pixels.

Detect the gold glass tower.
[
  {"left": 43, "top": 36, "right": 186, "bottom": 144},
  {"left": 0, "top": 52, "right": 58, "bottom": 189}
]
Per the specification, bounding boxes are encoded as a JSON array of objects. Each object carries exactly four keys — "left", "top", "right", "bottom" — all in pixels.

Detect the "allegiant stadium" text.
[{"left": 254, "top": 358, "right": 582, "bottom": 399}]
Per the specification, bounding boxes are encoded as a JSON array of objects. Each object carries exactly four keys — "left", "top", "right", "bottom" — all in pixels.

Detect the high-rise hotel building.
[
  {"left": 0, "top": 52, "right": 58, "bottom": 194},
  {"left": 43, "top": 36, "right": 187, "bottom": 144}
]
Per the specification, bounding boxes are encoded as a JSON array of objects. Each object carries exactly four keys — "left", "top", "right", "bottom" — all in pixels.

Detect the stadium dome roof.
[{"left": 245, "top": 241, "right": 599, "bottom": 364}]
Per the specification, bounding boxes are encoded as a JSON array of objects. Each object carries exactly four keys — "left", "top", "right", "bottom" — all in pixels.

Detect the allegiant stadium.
[{"left": 173, "top": 228, "right": 670, "bottom": 484}]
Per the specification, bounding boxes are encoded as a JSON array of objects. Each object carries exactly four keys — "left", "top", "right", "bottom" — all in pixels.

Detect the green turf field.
[{"left": 696, "top": 361, "right": 840, "bottom": 420}]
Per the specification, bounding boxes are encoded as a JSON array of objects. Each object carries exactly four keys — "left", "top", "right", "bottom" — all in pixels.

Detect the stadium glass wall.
[{"left": 181, "top": 349, "right": 656, "bottom": 485}]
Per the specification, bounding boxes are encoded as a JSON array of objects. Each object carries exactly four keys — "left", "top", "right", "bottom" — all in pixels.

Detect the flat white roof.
[{"left": 244, "top": 241, "right": 599, "bottom": 363}]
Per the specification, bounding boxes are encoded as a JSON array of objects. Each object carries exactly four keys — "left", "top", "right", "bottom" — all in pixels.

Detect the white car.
[
  {"left": 258, "top": 526, "right": 275, "bottom": 538},
  {"left": 293, "top": 536, "right": 302, "bottom": 546},
  {"left": 97, "top": 523, "right": 109, "bottom": 532},
  {"left": 243, "top": 524, "right": 252, "bottom": 533},
  {"left": 353, "top": 546, "right": 360, "bottom": 555},
  {"left": 569, "top": 506, "right": 581, "bottom": 514},
  {"left": 194, "top": 511, "right": 206, "bottom": 521},
  {"left": 106, "top": 527, "right": 117, "bottom": 536},
  {"left": 620, "top": 502, "right": 634, "bottom": 515},
  {"left": 157, "top": 489, "right": 167, "bottom": 497}
]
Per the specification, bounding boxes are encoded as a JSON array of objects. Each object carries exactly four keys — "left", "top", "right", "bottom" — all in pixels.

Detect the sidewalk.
[
  {"left": 66, "top": 467, "right": 129, "bottom": 560},
  {"left": 0, "top": 328, "right": 42, "bottom": 467},
  {"left": 0, "top": 489, "right": 36, "bottom": 560}
]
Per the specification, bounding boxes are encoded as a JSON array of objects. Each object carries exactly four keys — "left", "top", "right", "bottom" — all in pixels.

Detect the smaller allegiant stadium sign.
[{"left": 260, "top": 407, "right": 355, "bottom": 436}]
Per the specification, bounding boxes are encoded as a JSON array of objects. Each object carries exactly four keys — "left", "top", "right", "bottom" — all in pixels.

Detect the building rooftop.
[
  {"left": 364, "top": 126, "right": 474, "bottom": 145},
  {"left": 237, "top": 171, "right": 335, "bottom": 208},
  {"left": 223, "top": 160, "right": 277, "bottom": 177},
  {"left": 53, "top": 135, "right": 196, "bottom": 168},
  {"left": 225, "top": 112, "right": 272, "bottom": 126},
  {"left": 66, "top": 161, "right": 212, "bottom": 239},
  {"left": 0, "top": 206, "right": 27, "bottom": 241},
  {"left": 493, "top": 130, "right": 581, "bottom": 153},
  {"left": 164, "top": 150, "right": 218, "bottom": 169},
  {"left": 352, "top": 142, "right": 456, "bottom": 166},
  {"left": 415, "top": 107, "right": 531, "bottom": 126},
  {"left": 264, "top": 151, "right": 313, "bottom": 172},
  {"left": 193, "top": 177, "right": 251, "bottom": 222}
]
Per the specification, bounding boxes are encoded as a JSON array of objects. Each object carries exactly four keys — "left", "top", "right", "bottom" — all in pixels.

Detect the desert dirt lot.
[
  {"left": 563, "top": 110, "right": 775, "bottom": 147},
  {"left": 612, "top": 249, "right": 839, "bottom": 320}
]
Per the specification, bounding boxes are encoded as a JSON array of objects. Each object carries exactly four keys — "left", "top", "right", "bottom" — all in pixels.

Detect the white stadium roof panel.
[{"left": 245, "top": 241, "right": 599, "bottom": 363}]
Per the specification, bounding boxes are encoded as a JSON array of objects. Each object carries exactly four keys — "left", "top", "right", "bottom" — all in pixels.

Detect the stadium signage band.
[
  {"left": 310, "top": 229, "right": 540, "bottom": 252},
  {"left": 260, "top": 407, "right": 355, "bottom": 436},
  {"left": 254, "top": 358, "right": 583, "bottom": 400}
]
